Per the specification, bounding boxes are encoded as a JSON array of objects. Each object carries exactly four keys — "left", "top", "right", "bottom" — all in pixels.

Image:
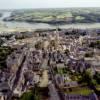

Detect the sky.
[{"left": 0, "top": 0, "right": 100, "bottom": 9}]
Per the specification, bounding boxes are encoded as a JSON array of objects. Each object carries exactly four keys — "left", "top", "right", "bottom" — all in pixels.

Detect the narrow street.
[{"left": 7, "top": 54, "right": 26, "bottom": 100}]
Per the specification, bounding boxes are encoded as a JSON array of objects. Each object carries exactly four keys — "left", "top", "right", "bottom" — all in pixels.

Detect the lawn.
[
  {"left": 96, "top": 85, "right": 100, "bottom": 91},
  {"left": 64, "top": 87, "right": 93, "bottom": 96}
]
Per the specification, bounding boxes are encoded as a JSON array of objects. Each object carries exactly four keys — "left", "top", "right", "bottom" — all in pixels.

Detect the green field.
[{"left": 64, "top": 87, "right": 93, "bottom": 96}]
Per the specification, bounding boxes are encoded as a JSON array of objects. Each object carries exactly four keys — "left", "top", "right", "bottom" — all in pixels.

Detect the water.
[
  {"left": 0, "top": 11, "right": 56, "bottom": 31},
  {"left": 1, "top": 11, "right": 100, "bottom": 32}
]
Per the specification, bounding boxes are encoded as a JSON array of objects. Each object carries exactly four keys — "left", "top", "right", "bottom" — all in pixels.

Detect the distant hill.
[{"left": 3, "top": 8, "right": 100, "bottom": 25}]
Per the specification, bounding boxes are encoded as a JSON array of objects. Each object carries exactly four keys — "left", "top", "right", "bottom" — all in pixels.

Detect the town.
[{"left": 0, "top": 28, "right": 100, "bottom": 100}]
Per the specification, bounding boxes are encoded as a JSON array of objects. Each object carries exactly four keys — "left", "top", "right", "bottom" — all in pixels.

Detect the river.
[{"left": 1, "top": 11, "right": 100, "bottom": 32}]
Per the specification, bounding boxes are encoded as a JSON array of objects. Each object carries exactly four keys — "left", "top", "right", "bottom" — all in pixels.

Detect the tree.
[
  {"left": 64, "top": 49, "right": 70, "bottom": 56},
  {"left": 94, "top": 72, "right": 100, "bottom": 84},
  {"left": 20, "top": 86, "right": 41, "bottom": 100},
  {"left": 35, "top": 41, "right": 43, "bottom": 50},
  {"left": 20, "top": 91, "right": 34, "bottom": 100}
]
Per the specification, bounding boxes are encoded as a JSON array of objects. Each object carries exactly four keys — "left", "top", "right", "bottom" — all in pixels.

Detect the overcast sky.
[{"left": 0, "top": 0, "right": 100, "bottom": 9}]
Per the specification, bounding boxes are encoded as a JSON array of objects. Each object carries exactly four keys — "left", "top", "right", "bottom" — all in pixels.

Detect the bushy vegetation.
[
  {"left": 0, "top": 46, "right": 14, "bottom": 69},
  {"left": 85, "top": 52, "right": 94, "bottom": 57},
  {"left": 20, "top": 86, "right": 49, "bottom": 100},
  {"left": 89, "top": 40, "right": 100, "bottom": 49},
  {"left": 93, "top": 72, "right": 100, "bottom": 85}
]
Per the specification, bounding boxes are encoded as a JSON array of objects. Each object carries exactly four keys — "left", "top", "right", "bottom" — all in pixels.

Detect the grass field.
[{"left": 64, "top": 86, "right": 93, "bottom": 96}]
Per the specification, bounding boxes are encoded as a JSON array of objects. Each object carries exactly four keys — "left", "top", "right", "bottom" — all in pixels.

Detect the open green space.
[{"left": 64, "top": 87, "right": 93, "bottom": 96}]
